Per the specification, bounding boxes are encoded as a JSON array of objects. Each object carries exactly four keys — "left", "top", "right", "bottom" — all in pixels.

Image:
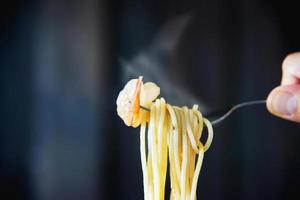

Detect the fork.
[
  {"left": 208, "top": 100, "right": 266, "bottom": 126},
  {"left": 140, "top": 99, "right": 267, "bottom": 126}
]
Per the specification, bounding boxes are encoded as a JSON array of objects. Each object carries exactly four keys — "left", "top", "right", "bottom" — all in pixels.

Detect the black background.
[{"left": 1, "top": 0, "right": 300, "bottom": 199}]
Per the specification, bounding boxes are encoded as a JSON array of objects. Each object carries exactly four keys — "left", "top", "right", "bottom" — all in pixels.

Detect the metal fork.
[
  {"left": 141, "top": 99, "right": 267, "bottom": 126},
  {"left": 209, "top": 100, "right": 266, "bottom": 125}
]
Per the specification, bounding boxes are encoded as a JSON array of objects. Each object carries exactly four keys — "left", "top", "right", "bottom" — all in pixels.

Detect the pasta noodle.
[{"left": 116, "top": 77, "right": 213, "bottom": 200}]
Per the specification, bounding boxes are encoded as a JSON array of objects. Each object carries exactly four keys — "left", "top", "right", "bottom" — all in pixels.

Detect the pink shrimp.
[
  {"left": 126, "top": 76, "right": 143, "bottom": 125},
  {"left": 116, "top": 76, "right": 160, "bottom": 127}
]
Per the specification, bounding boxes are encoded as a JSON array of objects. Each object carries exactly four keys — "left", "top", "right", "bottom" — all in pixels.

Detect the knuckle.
[{"left": 282, "top": 52, "right": 300, "bottom": 71}]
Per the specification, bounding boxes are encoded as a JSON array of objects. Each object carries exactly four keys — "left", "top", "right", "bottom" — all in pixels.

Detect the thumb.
[{"left": 267, "top": 85, "right": 300, "bottom": 122}]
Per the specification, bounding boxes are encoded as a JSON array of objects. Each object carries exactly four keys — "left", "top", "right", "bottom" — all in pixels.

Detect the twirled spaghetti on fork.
[{"left": 116, "top": 76, "right": 213, "bottom": 200}]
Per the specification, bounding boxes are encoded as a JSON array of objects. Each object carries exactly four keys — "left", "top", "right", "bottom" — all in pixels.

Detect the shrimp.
[{"left": 116, "top": 76, "right": 160, "bottom": 127}]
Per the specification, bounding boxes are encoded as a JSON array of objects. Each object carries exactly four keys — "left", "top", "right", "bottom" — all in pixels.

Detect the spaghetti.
[{"left": 116, "top": 76, "right": 213, "bottom": 200}]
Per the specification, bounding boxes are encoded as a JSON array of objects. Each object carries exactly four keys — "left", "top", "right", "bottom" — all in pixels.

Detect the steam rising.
[{"left": 120, "top": 15, "right": 208, "bottom": 113}]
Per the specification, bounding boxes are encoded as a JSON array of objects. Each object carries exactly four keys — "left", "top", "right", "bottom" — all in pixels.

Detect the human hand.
[{"left": 267, "top": 52, "right": 300, "bottom": 123}]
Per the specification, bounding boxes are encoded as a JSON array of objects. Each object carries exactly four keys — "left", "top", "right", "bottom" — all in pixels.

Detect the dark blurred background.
[{"left": 1, "top": 0, "right": 300, "bottom": 199}]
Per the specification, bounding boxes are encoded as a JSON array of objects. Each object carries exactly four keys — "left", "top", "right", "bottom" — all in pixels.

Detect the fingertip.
[
  {"left": 267, "top": 85, "right": 300, "bottom": 123},
  {"left": 266, "top": 87, "right": 286, "bottom": 116}
]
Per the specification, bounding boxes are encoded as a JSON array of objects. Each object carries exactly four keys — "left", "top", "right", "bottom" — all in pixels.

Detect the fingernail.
[{"left": 272, "top": 92, "right": 297, "bottom": 115}]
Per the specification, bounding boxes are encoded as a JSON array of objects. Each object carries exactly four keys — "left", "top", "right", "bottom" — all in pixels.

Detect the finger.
[
  {"left": 267, "top": 84, "right": 300, "bottom": 122},
  {"left": 281, "top": 52, "right": 300, "bottom": 85}
]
